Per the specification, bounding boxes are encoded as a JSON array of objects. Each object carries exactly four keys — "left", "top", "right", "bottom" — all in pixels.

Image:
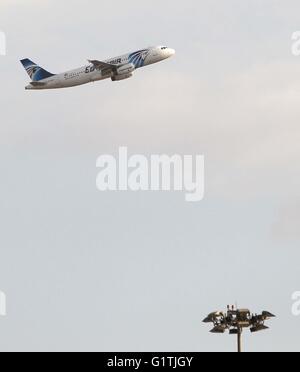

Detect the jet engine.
[
  {"left": 111, "top": 63, "right": 135, "bottom": 81},
  {"left": 116, "top": 63, "right": 135, "bottom": 75},
  {"left": 111, "top": 72, "right": 133, "bottom": 82}
]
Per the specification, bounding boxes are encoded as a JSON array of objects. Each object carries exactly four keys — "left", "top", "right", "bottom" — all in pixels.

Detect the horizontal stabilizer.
[{"left": 30, "top": 81, "right": 47, "bottom": 87}]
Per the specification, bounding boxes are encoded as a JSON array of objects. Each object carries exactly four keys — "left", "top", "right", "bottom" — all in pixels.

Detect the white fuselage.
[{"left": 25, "top": 46, "right": 175, "bottom": 90}]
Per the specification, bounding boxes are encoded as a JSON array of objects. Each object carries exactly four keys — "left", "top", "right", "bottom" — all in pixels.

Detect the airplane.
[{"left": 20, "top": 46, "right": 175, "bottom": 90}]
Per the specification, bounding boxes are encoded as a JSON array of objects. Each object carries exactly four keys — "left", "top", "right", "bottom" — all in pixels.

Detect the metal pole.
[{"left": 237, "top": 328, "right": 242, "bottom": 353}]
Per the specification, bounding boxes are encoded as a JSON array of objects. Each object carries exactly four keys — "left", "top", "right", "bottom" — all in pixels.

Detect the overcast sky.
[{"left": 0, "top": 0, "right": 300, "bottom": 352}]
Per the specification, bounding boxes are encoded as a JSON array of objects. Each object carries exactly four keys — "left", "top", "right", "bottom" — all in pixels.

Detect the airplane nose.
[{"left": 169, "top": 48, "right": 176, "bottom": 56}]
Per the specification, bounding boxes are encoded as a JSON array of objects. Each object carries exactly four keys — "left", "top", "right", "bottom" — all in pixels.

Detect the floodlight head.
[
  {"left": 250, "top": 324, "right": 269, "bottom": 333},
  {"left": 237, "top": 309, "right": 250, "bottom": 314},
  {"left": 262, "top": 311, "right": 276, "bottom": 319},
  {"left": 203, "top": 312, "right": 223, "bottom": 323},
  {"left": 210, "top": 325, "right": 226, "bottom": 334},
  {"left": 237, "top": 321, "right": 251, "bottom": 328},
  {"left": 237, "top": 309, "right": 250, "bottom": 321}
]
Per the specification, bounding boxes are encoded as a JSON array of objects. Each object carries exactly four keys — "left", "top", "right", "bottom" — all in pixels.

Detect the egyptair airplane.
[{"left": 20, "top": 46, "right": 175, "bottom": 90}]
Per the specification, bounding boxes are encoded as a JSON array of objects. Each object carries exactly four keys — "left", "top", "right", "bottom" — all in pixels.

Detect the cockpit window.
[{"left": 161, "top": 47, "right": 168, "bottom": 50}]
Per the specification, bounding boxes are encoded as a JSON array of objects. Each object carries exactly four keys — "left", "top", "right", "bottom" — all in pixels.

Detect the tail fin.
[{"left": 20, "top": 58, "right": 55, "bottom": 81}]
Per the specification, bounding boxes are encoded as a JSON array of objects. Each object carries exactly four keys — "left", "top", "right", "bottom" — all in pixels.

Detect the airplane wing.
[
  {"left": 88, "top": 60, "right": 118, "bottom": 74},
  {"left": 30, "top": 81, "right": 47, "bottom": 87}
]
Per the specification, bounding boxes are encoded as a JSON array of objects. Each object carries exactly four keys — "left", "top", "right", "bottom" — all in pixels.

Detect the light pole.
[
  {"left": 203, "top": 305, "right": 275, "bottom": 352},
  {"left": 237, "top": 326, "right": 242, "bottom": 353}
]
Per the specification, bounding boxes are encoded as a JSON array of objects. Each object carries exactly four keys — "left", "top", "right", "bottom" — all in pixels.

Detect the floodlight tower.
[{"left": 203, "top": 305, "right": 275, "bottom": 352}]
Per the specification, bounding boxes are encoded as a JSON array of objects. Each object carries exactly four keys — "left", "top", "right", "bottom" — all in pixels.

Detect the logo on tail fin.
[
  {"left": 25, "top": 65, "right": 39, "bottom": 79},
  {"left": 20, "top": 59, "right": 55, "bottom": 81}
]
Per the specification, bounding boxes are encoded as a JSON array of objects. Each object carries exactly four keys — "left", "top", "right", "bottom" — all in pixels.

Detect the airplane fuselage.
[{"left": 24, "top": 46, "right": 175, "bottom": 90}]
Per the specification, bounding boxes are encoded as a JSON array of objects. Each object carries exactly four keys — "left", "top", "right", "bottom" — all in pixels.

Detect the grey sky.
[{"left": 0, "top": 0, "right": 300, "bottom": 352}]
